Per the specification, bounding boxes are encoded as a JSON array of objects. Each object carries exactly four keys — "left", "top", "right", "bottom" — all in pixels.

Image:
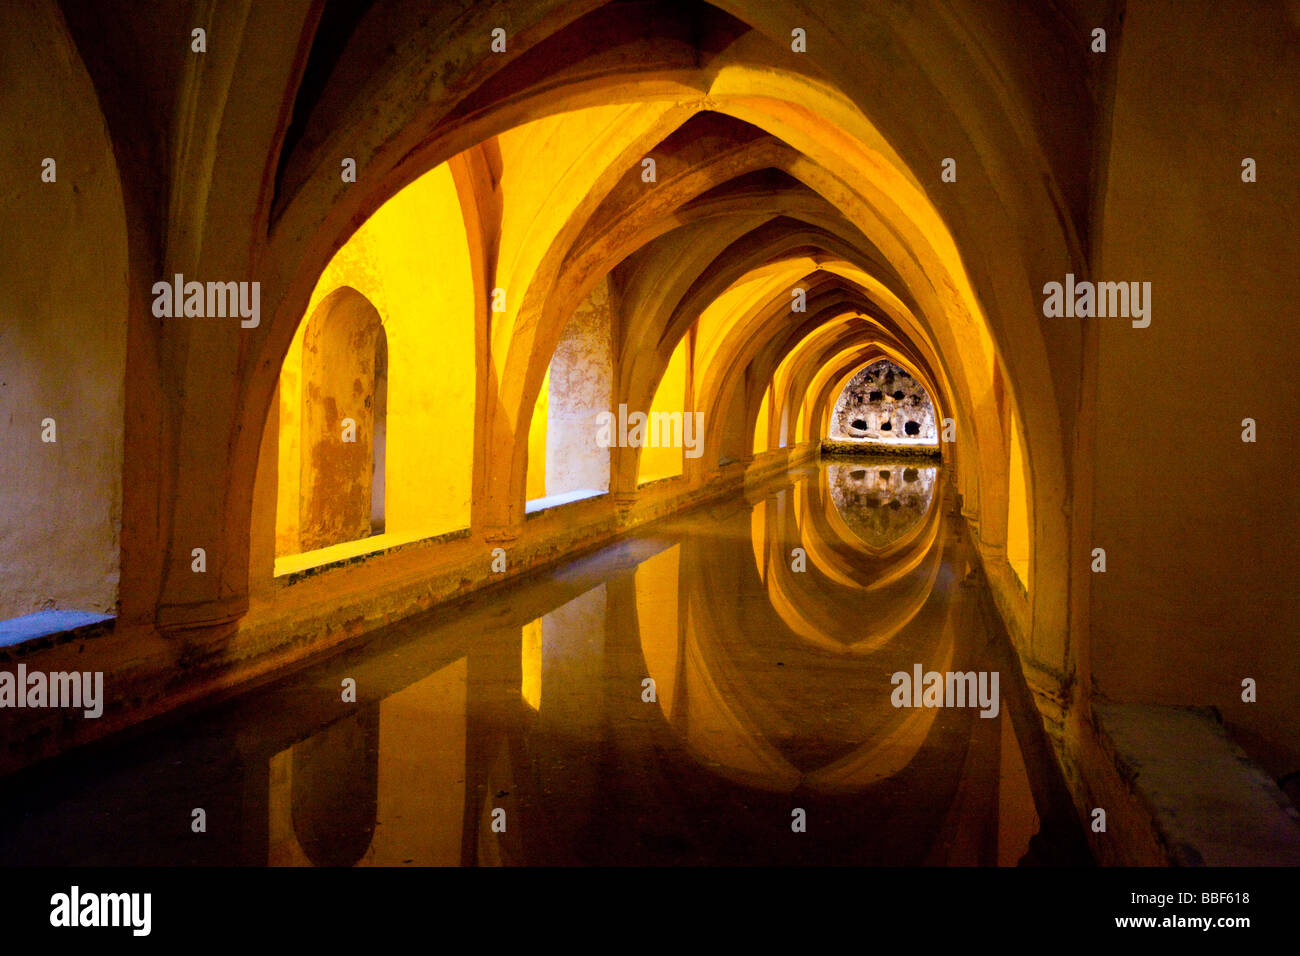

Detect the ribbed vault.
[
  {"left": 235, "top": 1, "right": 1063, "bottom": 680},
  {"left": 50, "top": 0, "right": 1090, "bottom": 728},
  {"left": 2, "top": 0, "right": 1289, "bottom": 863}
]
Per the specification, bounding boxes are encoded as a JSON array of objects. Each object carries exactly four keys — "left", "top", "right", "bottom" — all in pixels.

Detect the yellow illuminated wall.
[
  {"left": 526, "top": 368, "right": 550, "bottom": 501},
  {"left": 637, "top": 336, "right": 688, "bottom": 484},
  {"left": 694, "top": 277, "right": 763, "bottom": 380},
  {"left": 1007, "top": 412, "right": 1031, "bottom": 591},
  {"left": 753, "top": 387, "right": 770, "bottom": 454},
  {"left": 267, "top": 658, "right": 467, "bottom": 866},
  {"left": 275, "top": 162, "right": 476, "bottom": 567},
  {"left": 635, "top": 545, "right": 681, "bottom": 720},
  {"left": 521, "top": 618, "right": 542, "bottom": 710},
  {"left": 770, "top": 339, "right": 805, "bottom": 449}
]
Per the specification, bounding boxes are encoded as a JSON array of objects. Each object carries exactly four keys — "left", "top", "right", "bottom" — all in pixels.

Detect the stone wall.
[
  {"left": 0, "top": 2, "right": 127, "bottom": 619},
  {"left": 546, "top": 278, "right": 614, "bottom": 496},
  {"left": 298, "top": 291, "right": 385, "bottom": 551},
  {"left": 829, "top": 361, "right": 937, "bottom": 444}
]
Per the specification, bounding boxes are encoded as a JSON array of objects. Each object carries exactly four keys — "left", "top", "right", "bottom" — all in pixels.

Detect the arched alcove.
[
  {"left": 0, "top": 0, "right": 127, "bottom": 628},
  {"left": 298, "top": 289, "right": 385, "bottom": 551},
  {"left": 525, "top": 278, "right": 614, "bottom": 511},
  {"left": 264, "top": 160, "right": 477, "bottom": 573},
  {"left": 829, "top": 360, "right": 938, "bottom": 446}
]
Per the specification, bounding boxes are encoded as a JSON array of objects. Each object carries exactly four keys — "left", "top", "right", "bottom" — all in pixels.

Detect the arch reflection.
[
  {"left": 825, "top": 461, "right": 939, "bottom": 550},
  {"left": 0, "top": 459, "right": 1070, "bottom": 867},
  {"left": 634, "top": 462, "right": 959, "bottom": 796}
]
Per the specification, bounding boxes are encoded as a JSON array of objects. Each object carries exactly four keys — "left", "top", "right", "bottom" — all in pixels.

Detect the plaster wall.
[
  {"left": 753, "top": 388, "right": 771, "bottom": 455},
  {"left": 276, "top": 163, "right": 476, "bottom": 559},
  {"left": 637, "top": 335, "right": 689, "bottom": 484},
  {"left": 545, "top": 278, "right": 614, "bottom": 496},
  {"left": 0, "top": 1, "right": 127, "bottom": 619},
  {"left": 527, "top": 368, "right": 550, "bottom": 501},
  {"left": 1091, "top": 0, "right": 1300, "bottom": 772},
  {"left": 1007, "top": 413, "right": 1030, "bottom": 592}
]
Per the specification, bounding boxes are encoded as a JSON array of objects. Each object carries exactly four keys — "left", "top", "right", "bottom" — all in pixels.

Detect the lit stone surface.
[
  {"left": 1094, "top": 704, "right": 1300, "bottom": 866},
  {"left": 830, "top": 361, "right": 938, "bottom": 445}
]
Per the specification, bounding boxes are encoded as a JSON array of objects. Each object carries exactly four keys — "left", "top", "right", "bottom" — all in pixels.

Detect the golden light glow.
[
  {"left": 635, "top": 545, "right": 681, "bottom": 720},
  {"left": 526, "top": 367, "right": 550, "bottom": 502},
  {"left": 521, "top": 618, "right": 542, "bottom": 711},
  {"left": 637, "top": 335, "right": 688, "bottom": 484},
  {"left": 1007, "top": 411, "right": 1031, "bottom": 591},
  {"left": 274, "top": 162, "right": 476, "bottom": 573},
  {"left": 753, "top": 387, "right": 770, "bottom": 454}
]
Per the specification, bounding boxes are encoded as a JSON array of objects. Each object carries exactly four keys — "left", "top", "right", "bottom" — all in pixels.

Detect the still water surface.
[{"left": 0, "top": 460, "right": 1089, "bottom": 865}]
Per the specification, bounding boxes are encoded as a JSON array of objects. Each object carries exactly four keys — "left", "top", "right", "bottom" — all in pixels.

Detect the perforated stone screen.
[{"left": 829, "top": 360, "right": 937, "bottom": 444}]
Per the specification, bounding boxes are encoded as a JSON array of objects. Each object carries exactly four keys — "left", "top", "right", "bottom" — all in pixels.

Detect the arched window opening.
[
  {"left": 526, "top": 279, "right": 614, "bottom": 512},
  {"left": 298, "top": 291, "right": 385, "bottom": 552},
  {"left": 268, "top": 160, "right": 476, "bottom": 575}
]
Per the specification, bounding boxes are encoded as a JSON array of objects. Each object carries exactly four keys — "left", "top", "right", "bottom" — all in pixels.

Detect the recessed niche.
[{"left": 829, "top": 360, "right": 939, "bottom": 447}]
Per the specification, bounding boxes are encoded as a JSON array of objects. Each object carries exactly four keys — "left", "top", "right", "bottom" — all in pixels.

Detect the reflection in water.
[
  {"left": 288, "top": 706, "right": 379, "bottom": 867},
  {"left": 826, "top": 460, "right": 937, "bottom": 549},
  {"left": 0, "top": 462, "right": 1090, "bottom": 867}
]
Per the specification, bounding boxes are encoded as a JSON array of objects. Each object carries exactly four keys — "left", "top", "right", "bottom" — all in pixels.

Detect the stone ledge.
[
  {"left": 0, "top": 610, "right": 115, "bottom": 657},
  {"left": 525, "top": 488, "right": 607, "bottom": 515},
  {"left": 820, "top": 439, "right": 942, "bottom": 458},
  {"left": 274, "top": 526, "right": 473, "bottom": 581},
  {"left": 1093, "top": 703, "right": 1300, "bottom": 866}
]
